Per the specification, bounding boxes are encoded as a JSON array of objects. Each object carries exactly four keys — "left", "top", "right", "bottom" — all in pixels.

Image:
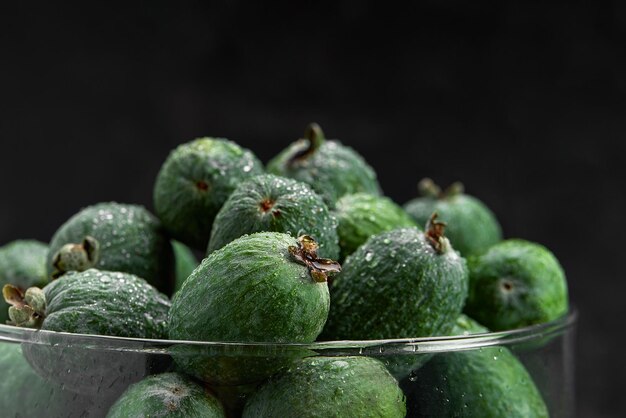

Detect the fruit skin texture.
[
  {"left": 154, "top": 137, "right": 264, "bottom": 250},
  {"left": 47, "top": 202, "right": 174, "bottom": 294},
  {"left": 107, "top": 372, "right": 226, "bottom": 418},
  {"left": 169, "top": 232, "right": 330, "bottom": 385},
  {"left": 465, "top": 239, "right": 569, "bottom": 331},
  {"left": 0, "top": 240, "right": 48, "bottom": 323},
  {"left": 322, "top": 227, "right": 468, "bottom": 341},
  {"left": 208, "top": 174, "right": 340, "bottom": 259},
  {"left": 172, "top": 240, "right": 198, "bottom": 293},
  {"left": 403, "top": 189, "right": 502, "bottom": 257},
  {"left": 242, "top": 356, "right": 406, "bottom": 418},
  {"left": 266, "top": 128, "right": 381, "bottom": 208},
  {"left": 410, "top": 315, "right": 548, "bottom": 417},
  {"left": 334, "top": 193, "right": 417, "bottom": 260}
]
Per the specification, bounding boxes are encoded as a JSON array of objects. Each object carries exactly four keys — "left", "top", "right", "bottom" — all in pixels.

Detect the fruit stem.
[
  {"left": 3, "top": 284, "right": 46, "bottom": 328},
  {"left": 418, "top": 178, "right": 464, "bottom": 199},
  {"left": 425, "top": 212, "right": 449, "bottom": 254},
  {"left": 288, "top": 235, "right": 341, "bottom": 283},
  {"left": 287, "top": 123, "right": 326, "bottom": 166},
  {"left": 51, "top": 236, "right": 100, "bottom": 278}
]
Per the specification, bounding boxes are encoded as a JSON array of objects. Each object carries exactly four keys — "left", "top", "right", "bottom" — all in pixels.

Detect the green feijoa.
[
  {"left": 47, "top": 202, "right": 174, "bottom": 294},
  {"left": 322, "top": 218, "right": 468, "bottom": 341},
  {"left": 169, "top": 232, "right": 337, "bottom": 385},
  {"left": 403, "top": 178, "right": 502, "bottom": 256},
  {"left": 242, "top": 356, "right": 406, "bottom": 418},
  {"left": 154, "top": 137, "right": 264, "bottom": 250},
  {"left": 267, "top": 123, "right": 381, "bottom": 208},
  {"left": 334, "top": 193, "right": 417, "bottom": 260},
  {"left": 409, "top": 315, "right": 548, "bottom": 417},
  {"left": 464, "top": 239, "right": 569, "bottom": 331},
  {"left": 208, "top": 174, "right": 340, "bottom": 260},
  {"left": 172, "top": 240, "right": 199, "bottom": 293},
  {"left": 107, "top": 372, "right": 226, "bottom": 418},
  {"left": 0, "top": 240, "right": 48, "bottom": 323}
]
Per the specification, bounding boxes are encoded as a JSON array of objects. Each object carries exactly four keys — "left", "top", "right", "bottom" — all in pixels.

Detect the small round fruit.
[
  {"left": 464, "top": 239, "right": 569, "bottom": 330},
  {"left": 267, "top": 123, "right": 381, "bottom": 208},
  {"left": 242, "top": 356, "right": 406, "bottom": 418},
  {"left": 334, "top": 193, "right": 417, "bottom": 260},
  {"left": 208, "top": 174, "right": 340, "bottom": 259},
  {"left": 154, "top": 137, "right": 263, "bottom": 249},
  {"left": 404, "top": 178, "right": 502, "bottom": 256},
  {"left": 107, "top": 372, "right": 226, "bottom": 418},
  {"left": 0, "top": 240, "right": 48, "bottom": 323},
  {"left": 172, "top": 240, "right": 198, "bottom": 293},
  {"left": 47, "top": 202, "right": 173, "bottom": 294}
]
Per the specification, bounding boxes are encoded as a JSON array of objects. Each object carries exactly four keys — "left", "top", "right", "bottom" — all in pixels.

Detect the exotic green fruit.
[
  {"left": 107, "top": 372, "right": 226, "bottom": 418},
  {"left": 47, "top": 202, "right": 173, "bottom": 294},
  {"left": 322, "top": 217, "right": 468, "bottom": 341},
  {"left": 169, "top": 232, "right": 339, "bottom": 385},
  {"left": 0, "top": 240, "right": 48, "bottom": 323},
  {"left": 267, "top": 123, "right": 381, "bottom": 208},
  {"left": 208, "top": 174, "right": 340, "bottom": 259},
  {"left": 404, "top": 178, "right": 502, "bottom": 256},
  {"left": 410, "top": 315, "right": 548, "bottom": 417},
  {"left": 465, "top": 239, "right": 569, "bottom": 330},
  {"left": 334, "top": 193, "right": 417, "bottom": 260},
  {"left": 154, "top": 137, "right": 264, "bottom": 249},
  {"left": 242, "top": 356, "right": 406, "bottom": 418},
  {"left": 172, "top": 240, "right": 198, "bottom": 292}
]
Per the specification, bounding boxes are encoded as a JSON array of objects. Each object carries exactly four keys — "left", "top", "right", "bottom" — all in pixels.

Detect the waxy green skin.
[
  {"left": 267, "top": 137, "right": 381, "bottom": 208},
  {"left": 169, "top": 232, "right": 330, "bottom": 385},
  {"left": 242, "top": 356, "right": 406, "bottom": 418},
  {"left": 322, "top": 227, "right": 468, "bottom": 341},
  {"left": 0, "top": 240, "right": 48, "bottom": 323},
  {"left": 404, "top": 193, "right": 502, "bottom": 256},
  {"left": 47, "top": 202, "right": 174, "bottom": 294},
  {"left": 172, "top": 240, "right": 198, "bottom": 293},
  {"left": 465, "top": 239, "right": 569, "bottom": 331},
  {"left": 410, "top": 315, "right": 549, "bottom": 417},
  {"left": 107, "top": 372, "right": 226, "bottom": 418},
  {"left": 334, "top": 193, "right": 417, "bottom": 260},
  {"left": 154, "top": 138, "right": 264, "bottom": 250},
  {"left": 208, "top": 174, "right": 340, "bottom": 260}
]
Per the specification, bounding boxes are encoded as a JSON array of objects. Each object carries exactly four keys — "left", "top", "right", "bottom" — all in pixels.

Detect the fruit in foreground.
[
  {"left": 465, "top": 239, "right": 569, "bottom": 330},
  {"left": 403, "top": 178, "right": 502, "bottom": 256},
  {"left": 154, "top": 137, "right": 263, "bottom": 249},
  {"left": 267, "top": 123, "right": 381, "bottom": 208},
  {"left": 208, "top": 174, "right": 340, "bottom": 259},
  {"left": 107, "top": 372, "right": 226, "bottom": 418},
  {"left": 242, "top": 356, "right": 406, "bottom": 418}
]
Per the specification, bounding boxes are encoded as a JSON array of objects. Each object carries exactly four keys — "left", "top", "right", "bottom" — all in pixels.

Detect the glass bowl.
[{"left": 0, "top": 310, "right": 576, "bottom": 417}]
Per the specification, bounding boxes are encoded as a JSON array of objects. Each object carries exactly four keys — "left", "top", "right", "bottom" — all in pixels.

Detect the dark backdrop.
[{"left": 1, "top": 2, "right": 623, "bottom": 416}]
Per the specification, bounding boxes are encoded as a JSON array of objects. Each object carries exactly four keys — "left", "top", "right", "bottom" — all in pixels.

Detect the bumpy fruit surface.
[
  {"left": 267, "top": 124, "right": 381, "bottom": 208},
  {"left": 465, "top": 239, "right": 569, "bottom": 330},
  {"left": 208, "top": 174, "right": 340, "bottom": 259},
  {"left": 154, "top": 137, "right": 263, "bottom": 249},
  {"left": 404, "top": 178, "right": 502, "bottom": 256},
  {"left": 242, "top": 356, "right": 406, "bottom": 418},
  {"left": 47, "top": 202, "right": 173, "bottom": 294}
]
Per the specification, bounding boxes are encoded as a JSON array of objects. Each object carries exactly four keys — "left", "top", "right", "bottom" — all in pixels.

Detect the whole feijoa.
[
  {"left": 267, "top": 123, "right": 381, "bottom": 208},
  {"left": 409, "top": 315, "right": 548, "bottom": 417},
  {"left": 403, "top": 178, "right": 502, "bottom": 256},
  {"left": 169, "top": 232, "right": 338, "bottom": 385},
  {"left": 154, "top": 137, "right": 263, "bottom": 249},
  {"left": 242, "top": 356, "right": 406, "bottom": 418},
  {"left": 322, "top": 217, "right": 468, "bottom": 342},
  {"left": 207, "top": 174, "right": 340, "bottom": 260},
  {"left": 334, "top": 193, "right": 417, "bottom": 260},
  {"left": 464, "top": 239, "right": 569, "bottom": 330},
  {"left": 0, "top": 240, "right": 48, "bottom": 323},
  {"left": 107, "top": 372, "right": 226, "bottom": 418},
  {"left": 47, "top": 202, "right": 173, "bottom": 294},
  {"left": 172, "top": 240, "right": 198, "bottom": 293}
]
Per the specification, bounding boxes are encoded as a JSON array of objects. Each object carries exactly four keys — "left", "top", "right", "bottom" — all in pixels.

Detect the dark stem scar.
[
  {"left": 425, "top": 212, "right": 447, "bottom": 254},
  {"left": 288, "top": 235, "right": 341, "bottom": 283},
  {"left": 196, "top": 180, "right": 209, "bottom": 191}
]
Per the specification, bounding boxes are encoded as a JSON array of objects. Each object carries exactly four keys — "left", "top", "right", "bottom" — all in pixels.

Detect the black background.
[{"left": 1, "top": 2, "right": 623, "bottom": 416}]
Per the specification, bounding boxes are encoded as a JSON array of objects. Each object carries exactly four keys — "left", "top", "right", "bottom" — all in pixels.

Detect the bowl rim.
[{"left": 0, "top": 309, "right": 577, "bottom": 355}]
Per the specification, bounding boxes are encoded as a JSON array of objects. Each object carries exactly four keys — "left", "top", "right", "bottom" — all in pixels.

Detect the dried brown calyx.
[
  {"left": 288, "top": 235, "right": 341, "bottom": 283},
  {"left": 425, "top": 212, "right": 450, "bottom": 254},
  {"left": 418, "top": 178, "right": 464, "bottom": 199},
  {"left": 3, "top": 284, "right": 46, "bottom": 328},
  {"left": 51, "top": 235, "right": 100, "bottom": 279},
  {"left": 287, "top": 123, "right": 326, "bottom": 166}
]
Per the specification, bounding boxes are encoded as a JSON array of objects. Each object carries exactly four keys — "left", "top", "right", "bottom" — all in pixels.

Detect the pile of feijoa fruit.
[{"left": 0, "top": 123, "right": 568, "bottom": 417}]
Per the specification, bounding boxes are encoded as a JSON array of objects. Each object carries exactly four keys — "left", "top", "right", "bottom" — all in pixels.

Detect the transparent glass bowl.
[{"left": 0, "top": 310, "right": 576, "bottom": 417}]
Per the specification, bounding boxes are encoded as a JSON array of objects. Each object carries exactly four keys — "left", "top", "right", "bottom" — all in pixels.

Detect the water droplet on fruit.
[{"left": 364, "top": 251, "right": 374, "bottom": 262}]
